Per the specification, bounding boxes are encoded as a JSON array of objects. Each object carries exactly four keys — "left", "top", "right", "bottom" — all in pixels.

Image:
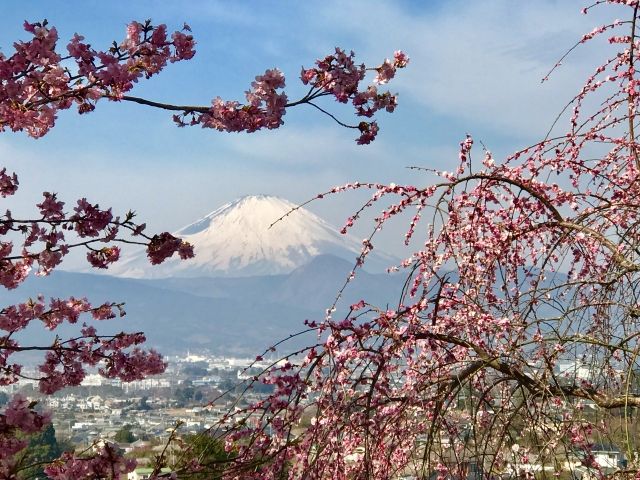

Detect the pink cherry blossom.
[
  {"left": 146, "top": 232, "right": 193, "bottom": 264},
  {"left": 86, "top": 245, "right": 120, "bottom": 268}
]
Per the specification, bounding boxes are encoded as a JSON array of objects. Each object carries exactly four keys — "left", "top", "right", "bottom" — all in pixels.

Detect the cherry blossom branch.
[{"left": 1, "top": 20, "right": 408, "bottom": 144}]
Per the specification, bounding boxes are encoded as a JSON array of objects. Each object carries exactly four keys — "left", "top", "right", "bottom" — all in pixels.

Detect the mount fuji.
[{"left": 110, "top": 195, "right": 396, "bottom": 278}]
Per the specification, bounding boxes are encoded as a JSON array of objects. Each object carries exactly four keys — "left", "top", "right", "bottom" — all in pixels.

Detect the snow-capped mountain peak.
[{"left": 110, "top": 195, "right": 393, "bottom": 278}]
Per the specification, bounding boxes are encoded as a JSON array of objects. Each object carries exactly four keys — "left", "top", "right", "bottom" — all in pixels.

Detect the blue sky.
[{"left": 0, "top": 1, "right": 624, "bottom": 262}]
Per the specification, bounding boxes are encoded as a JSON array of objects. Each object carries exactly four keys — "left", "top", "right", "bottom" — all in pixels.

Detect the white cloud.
[{"left": 303, "top": 0, "right": 621, "bottom": 140}]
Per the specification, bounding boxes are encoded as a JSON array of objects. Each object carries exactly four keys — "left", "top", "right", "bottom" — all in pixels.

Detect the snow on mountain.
[{"left": 110, "top": 195, "right": 395, "bottom": 278}]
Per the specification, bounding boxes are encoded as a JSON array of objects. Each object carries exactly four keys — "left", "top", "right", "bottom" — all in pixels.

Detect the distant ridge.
[
  {"left": 109, "top": 195, "right": 395, "bottom": 278},
  {"left": 2, "top": 254, "right": 405, "bottom": 355}
]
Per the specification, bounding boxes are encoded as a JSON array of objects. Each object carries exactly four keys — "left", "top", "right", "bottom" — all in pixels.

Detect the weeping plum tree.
[
  {"left": 196, "top": 2, "right": 640, "bottom": 479},
  {"left": 0, "top": 17, "right": 407, "bottom": 479}
]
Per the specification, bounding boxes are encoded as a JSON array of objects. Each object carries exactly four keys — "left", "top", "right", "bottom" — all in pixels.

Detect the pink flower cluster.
[
  {"left": 172, "top": 47, "right": 408, "bottom": 143},
  {"left": 87, "top": 246, "right": 121, "bottom": 268},
  {"left": 44, "top": 442, "right": 136, "bottom": 479},
  {"left": 300, "top": 48, "right": 409, "bottom": 144},
  {"left": 0, "top": 173, "right": 193, "bottom": 288},
  {"left": 373, "top": 50, "right": 409, "bottom": 84},
  {"left": 0, "top": 394, "right": 51, "bottom": 475},
  {"left": 0, "top": 20, "right": 195, "bottom": 137},
  {"left": 35, "top": 328, "right": 166, "bottom": 395},
  {"left": 147, "top": 232, "right": 194, "bottom": 265},
  {"left": 174, "top": 68, "right": 288, "bottom": 133},
  {"left": 301, "top": 48, "right": 366, "bottom": 102},
  {"left": 3, "top": 394, "right": 50, "bottom": 434},
  {"left": 0, "top": 169, "right": 18, "bottom": 198},
  {"left": 0, "top": 295, "right": 166, "bottom": 395}
]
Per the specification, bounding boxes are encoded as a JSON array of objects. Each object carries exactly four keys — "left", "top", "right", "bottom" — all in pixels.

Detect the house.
[
  {"left": 127, "top": 467, "right": 172, "bottom": 480},
  {"left": 568, "top": 444, "right": 627, "bottom": 478},
  {"left": 590, "top": 444, "right": 626, "bottom": 470}
]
